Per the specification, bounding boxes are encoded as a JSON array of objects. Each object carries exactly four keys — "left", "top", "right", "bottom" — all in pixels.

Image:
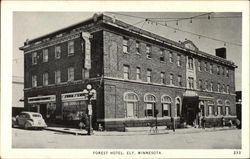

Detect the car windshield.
[{"left": 32, "top": 114, "right": 41, "bottom": 117}]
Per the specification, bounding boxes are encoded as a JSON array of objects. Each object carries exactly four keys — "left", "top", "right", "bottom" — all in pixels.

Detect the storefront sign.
[
  {"left": 28, "top": 95, "right": 56, "bottom": 104},
  {"left": 82, "top": 32, "right": 91, "bottom": 69},
  {"left": 62, "top": 91, "right": 88, "bottom": 101}
]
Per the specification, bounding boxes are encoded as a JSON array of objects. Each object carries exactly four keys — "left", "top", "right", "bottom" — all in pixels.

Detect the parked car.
[{"left": 12, "top": 112, "right": 47, "bottom": 130}]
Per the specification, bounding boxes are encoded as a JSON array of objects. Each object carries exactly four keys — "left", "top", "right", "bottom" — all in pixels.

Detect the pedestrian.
[
  {"left": 202, "top": 116, "right": 206, "bottom": 129},
  {"left": 229, "top": 120, "right": 233, "bottom": 128},
  {"left": 171, "top": 117, "right": 175, "bottom": 132},
  {"left": 221, "top": 117, "right": 225, "bottom": 127},
  {"left": 236, "top": 119, "right": 241, "bottom": 129},
  {"left": 149, "top": 122, "right": 154, "bottom": 133}
]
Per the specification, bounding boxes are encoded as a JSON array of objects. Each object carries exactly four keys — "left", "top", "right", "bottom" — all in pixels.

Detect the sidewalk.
[{"left": 45, "top": 125, "right": 237, "bottom": 136}]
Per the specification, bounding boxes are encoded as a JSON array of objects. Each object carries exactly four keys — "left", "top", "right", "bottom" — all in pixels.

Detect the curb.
[{"left": 45, "top": 127, "right": 87, "bottom": 136}]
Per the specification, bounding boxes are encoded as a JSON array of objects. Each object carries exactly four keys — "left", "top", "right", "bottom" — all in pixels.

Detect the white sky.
[{"left": 13, "top": 12, "right": 242, "bottom": 91}]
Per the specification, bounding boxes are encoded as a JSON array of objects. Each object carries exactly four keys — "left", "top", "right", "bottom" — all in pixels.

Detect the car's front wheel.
[{"left": 24, "top": 122, "right": 31, "bottom": 130}]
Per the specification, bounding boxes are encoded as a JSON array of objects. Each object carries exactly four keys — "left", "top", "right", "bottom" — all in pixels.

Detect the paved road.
[{"left": 12, "top": 128, "right": 241, "bottom": 149}]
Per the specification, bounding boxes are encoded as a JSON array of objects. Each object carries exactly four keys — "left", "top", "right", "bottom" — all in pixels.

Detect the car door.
[{"left": 17, "top": 113, "right": 25, "bottom": 126}]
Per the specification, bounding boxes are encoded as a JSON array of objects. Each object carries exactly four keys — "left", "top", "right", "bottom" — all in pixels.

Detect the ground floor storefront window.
[
  {"left": 124, "top": 92, "right": 139, "bottom": 118},
  {"left": 62, "top": 101, "right": 87, "bottom": 121},
  {"left": 161, "top": 95, "right": 172, "bottom": 117},
  {"left": 144, "top": 93, "right": 156, "bottom": 117}
]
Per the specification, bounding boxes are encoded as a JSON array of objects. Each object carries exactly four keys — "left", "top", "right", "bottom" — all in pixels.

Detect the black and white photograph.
[{"left": 1, "top": 1, "right": 249, "bottom": 159}]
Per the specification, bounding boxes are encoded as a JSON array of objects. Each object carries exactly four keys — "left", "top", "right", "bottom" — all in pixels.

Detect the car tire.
[{"left": 24, "top": 122, "right": 31, "bottom": 130}]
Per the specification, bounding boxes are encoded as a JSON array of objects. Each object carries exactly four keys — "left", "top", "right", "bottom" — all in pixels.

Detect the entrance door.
[
  {"left": 187, "top": 108, "right": 195, "bottom": 125},
  {"left": 39, "top": 104, "right": 47, "bottom": 120}
]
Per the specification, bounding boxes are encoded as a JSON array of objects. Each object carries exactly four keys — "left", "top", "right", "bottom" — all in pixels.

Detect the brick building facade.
[{"left": 20, "top": 14, "right": 237, "bottom": 131}]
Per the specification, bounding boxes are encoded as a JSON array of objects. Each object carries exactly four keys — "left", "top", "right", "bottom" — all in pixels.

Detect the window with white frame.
[
  {"left": 123, "top": 65, "right": 129, "bottom": 80},
  {"left": 147, "top": 69, "right": 152, "bottom": 83},
  {"left": 68, "top": 41, "right": 74, "bottom": 55},
  {"left": 178, "top": 75, "right": 182, "bottom": 87},
  {"left": 222, "top": 84, "right": 225, "bottom": 93},
  {"left": 210, "top": 64, "right": 213, "bottom": 74},
  {"left": 205, "top": 81, "right": 208, "bottom": 91},
  {"left": 226, "top": 85, "right": 230, "bottom": 93},
  {"left": 160, "top": 72, "right": 165, "bottom": 84},
  {"left": 177, "top": 54, "right": 181, "bottom": 66},
  {"left": 170, "top": 74, "right": 174, "bottom": 85},
  {"left": 43, "top": 49, "right": 48, "bottom": 62},
  {"left": 204, "top": 62, "right": 208, "bottom": 72},
  {"left": 124, "top": 92, "right": 139, "bottom": 118},
  {"left": 226, "top": 68, "right": 229, "bottom": 77},
  {"left": 217, "top": 83, "right": 220, "bottom": 92},
  {"left": 136, "top": 67, "right": 141, "bottom": 80},
  {"left": 32, "top": 52, "right": 37, "bottom": 64},
  {"left": 199, "top": 79, "right": 202, "bottom": 90},
  {"left": 68, "top": 67, "right": 74, "bottom": 81},
  {"left": 160, "top": 49, "right": 165, "bottom": 62},
  {"left": 225, "top": 106, "right": 230, "bottom": 116},
  {"left": 188, "top": 57, "right": 193, "bottom": 70},
  {"left": 55, "top": 70, "right": 61, "bottom": 84},
  {"left": 161, "top": 95, "right": 172, "bottom": 117},
  {"left": 146, "top": 45, "right": 151, "bottom": 59},
  {"left": 135, "top": 41, "right": 140, "bottom": 54},
  {"left": 55, "top": 46, "right": 61, "bottom": 59},
  {"left": 123, "top": 38, "right": 128, "bottom": 53},
  {"left": 169, "top": 51, "right": 173, "bottom": 63},
  {"left": 208, "top": 106, "right": 213, "bottom": 115},
  {"left": 144, "top": 94, "right": 156, "bottom": 117},
  {"left": 43, "top": 72, "right": 48, "bottom": 86},
  {"left": 210, "top": 82, "right": 213, "bottom": 92},
  {"left": 207, "top": 101, "right": 214, "bottom": 116},
  {"left": 176, "top": 98, "right": 181, "bottom": 117},
  {"left": 217, "top": 66, "right": 220, "bottom": 75},
  {"left": 222, "top": 67, "right": 225, "bottom": 75},
  {"left": 198, "top": 60, "right": 201, "bottom": 71},
  {"left": 32, "top": 75, "right": 37, "bottom": 87},
  {"left": 217, "top": 106, "right": 222, "bottom": 116},
  {"left": 188, "top": 77, "right": 194, "bottom": 89}
]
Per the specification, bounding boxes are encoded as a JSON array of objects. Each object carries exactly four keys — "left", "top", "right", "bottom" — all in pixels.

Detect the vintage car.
[{"left": 12, "top": 112, "right": 47, "bottom": 129}]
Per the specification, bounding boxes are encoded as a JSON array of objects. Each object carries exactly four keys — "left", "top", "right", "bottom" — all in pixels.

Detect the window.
[
  {"left": 226, "top": 85, "right": 230, "bottom": 93},
  {"left": 68, "top": 67, "right": 74, "bottom": 81},
  {"left": 124, "top": 92, "right": 139, "bottom": 118},
  {"left": 123, "top": 38, "right": 128, "bottom": 53},
  {"left": 225, "top": 107, "right": 230, "bottom": 116},
  {"left": 160, "top": 72, "right": 165, "bottom": 84},
  {"left": 226, "top": 68, "right": 229, "bottom": 77},
  {"left": 135, "top": 41, "right": 140, "bottom": 54},
  {"left": 55, "top": 46, "right": 61, "bottom": 59},
  {"left": 170, "top": 74, "right": 174, "bottom": 85},
  {"left": 43, "top": 49, "right": 48, "bottom": 62},
  {"left": 169, "top": 51, "right": 173, "bottom": 63},
  {"left": 55, "top": 70, "right": 61, "bottom": 84},
  {"left": 217, "top": 106, "right": 222, "bottom": 116},
  {"left": 205, "top": 81, "right": 208, "bottom": 91},
  {"left": 144, "top": 94, "right": 156, "bottom": 117},
  {"left": 147, "top": 69, "right": 152, "bottom": 83},
  {"left": 32, "top": 75, "right": 37, "bottom": 87},
  {"left": 177, "top": 54, "right": 181, "bottom": 66},
  {"left": 188, "top": 77, "right": 194, "bottom": 89},
  {"left": 210, "top": 82, "right": 213, "bottom": 92},
  {"left": 222, "top": 84, "right": 225, "bottom": 93},
  {"left": 32, "top": 52, "right": 37, "bottom": 64},
  {"left": 199, "top": 79, "right": 202, "bottom": 90},
  {"left": 198, "top": 60, "right": 201, "bottom": 71},
  {"left": 160, "top": 49, "right": 165, "bottom": 62},
  {"left": 208, "top": 106, "right": 213, "bottom": 115},
  {"left": 188, "top": 57, "right": 193, "bottom": 70},
  {"left": 43, "top": 72, "right": 48, "bottom": 86},
  {"left": 146, "top": 45, "right": 151, "bottom": 59},
  {"left": 123, "top": 65, "right": 129, "bottom": 80},
  {"left": 136, "top": 67, "right": 141, "bottom": 80},
  {"left": 210, "top": 64, "right": 213, "bottom": 74},
  {"left": 178, "top": 75, "right": 182, "bottom": 87},
  {"left": 217, "top": 83, "right": 220, "bottom": 92},
  {"left": 204, "top": 62, "right": 208, "bottom": 72},
  {"left": 161, "top": 95, "right": 172, "bottom": 117},
  {"left": 176, "top": 98, "right": 181, "bottom": 117},
  {"left": 68, "top": 41, "right": 74, "bottom": 55},
  {"left": 217, "top": 66, "right": 220, "bottom": 75},
  {"left": 222, "top": 67, "right": 225, "bottom": 75}
]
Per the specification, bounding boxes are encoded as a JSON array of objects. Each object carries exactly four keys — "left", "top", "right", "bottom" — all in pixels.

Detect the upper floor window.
[
  {"left": 222, "top": 67, "right": 225, "bottom": 75},
  {"left": 135, "top": 41, "right": 140, "bottom": 54},
  {"left": 217, "top": 66, "right": 220, "bottom": 75},
  {"left": 146, "top": 45, "right": 151, "bottom": 59},
  {"left": 210, "top": 64, "right": 213, "bottom": 74},
  {"left": 188, "top": 57, "right": 193, "bottom": 70},
  {"left": 160, "top": 72, "right": 165, "bottom": 84},
  {"left": 225, "top": 106, "right": 230, "bottom": 116},
  {"left": 204, "top": 81, "right": 208, "bottom": 91},
  {"left": 170, "top": 74, "right": 174, "bottom": 85},
  {"left": 43, "top": 49, "right": 48, "bottom": 62},
  {"left": 123, "top": 65, "right": 129, "bottom": 80},
  {"left": 222, "top": 84, "right": 225, "bottom": 93},
  {"left": 147, "top": 69, "right": 152, "bottom": 83},
  {"left": 32, "top": 75, "right": 37, "bottom": 87},
  {"left": 210, "top": 82, "right": 213, "bottom": 92},
  {"left": 208, "top": 106, "right": 213, "bottom": 115},
  {"left": 68, "top": 41, "right": 74, "bottom": 55},
  {"left": 188, "top": 77, "right": 194, "bottom": 89},
  {"left": 217, "top": 83, "right": 220, "bottom": 92},
  {"left": 136, "top": 67, "right": 141, "bottom": 80},
  {"left": 43, "top": 72, "right": 49, "bottom": 86},
  {"left": 198, "top": 60, "right": 201, "bottom": 71},
  {"left": 55, "top": 46, "right": 61, "bottom": 59},
  {"left": 226, "top": 85, "right": 230, "bottom": 93},
  {"left": 68, "top": 67, "right": 74, "bottom": 81},
  {"left": 199, "top": 79, "right": 202, "bottom": 90},
  {"left": 160, "top": 49, "right": 165, "bottom": 62},
  {"left": 204, "top": 62, "right": 208, "bottom": 72},
  {"left": 178, "top": 75, "right": 182, "bottom": 87},
  {"left": 123, "top": 38, "right": 128, "bottom": 53},
  {"left": 226, "top": 68, "right": 229, "bottom": 77},
  {"left": 32, "top": 52, "right": 37, "bottom": 65},
  {"left": 55, "top": 70, "right": 61, "bottom": 84},
  {"left": 169, "top": 51, "right": 173, "bottom": 63},
  {"left": 217, "top": 106, "right": 222, "bottom": 116},
  {"left": 177, "top": 54, "right": 181, "bottom": 66}
]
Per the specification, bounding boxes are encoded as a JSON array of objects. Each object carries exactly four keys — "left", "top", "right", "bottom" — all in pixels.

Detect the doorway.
[{"left": 187, "top": 108, "right": 195, "bottom": 125}]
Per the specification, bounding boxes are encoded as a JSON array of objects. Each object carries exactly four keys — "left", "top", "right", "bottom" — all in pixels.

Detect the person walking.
[{"left": 202, "top": 116, "right": 206, "bottom": 129}]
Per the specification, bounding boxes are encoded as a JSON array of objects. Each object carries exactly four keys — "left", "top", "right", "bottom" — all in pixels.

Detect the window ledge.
[{"left": 68, "top": 53, "right": 74, "bottom": 56}]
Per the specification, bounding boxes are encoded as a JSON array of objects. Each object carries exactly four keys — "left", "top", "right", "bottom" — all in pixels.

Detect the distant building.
[
  {"left": 19, "top": 14, "right": 238, "bottom": 131},
  {"left": 12, "top": 77, "right": 24, "bottom": 116}
]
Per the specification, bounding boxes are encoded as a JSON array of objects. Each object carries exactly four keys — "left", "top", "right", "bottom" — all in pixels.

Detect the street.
[{"left": 12, "top": 128, "right": 241, "bottom": 149}]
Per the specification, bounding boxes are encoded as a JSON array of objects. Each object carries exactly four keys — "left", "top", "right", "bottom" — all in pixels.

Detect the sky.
[{"left": 13, "top": 12, "right": 242, "bottom": 91}]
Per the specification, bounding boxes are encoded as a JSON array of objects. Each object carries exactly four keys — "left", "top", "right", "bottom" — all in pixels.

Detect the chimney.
[{"left": 215, "top": 47, "right": 226, "bottom": 59}]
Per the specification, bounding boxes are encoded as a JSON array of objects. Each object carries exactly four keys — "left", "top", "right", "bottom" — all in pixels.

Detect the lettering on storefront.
[{"left": 28, "top": 95, "right": 56, "bottom": 104}]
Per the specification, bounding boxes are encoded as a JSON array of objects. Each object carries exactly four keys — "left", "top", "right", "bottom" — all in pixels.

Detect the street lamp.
[{"left": 83, "top": 84, "right": 96, "bottom": 135}]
